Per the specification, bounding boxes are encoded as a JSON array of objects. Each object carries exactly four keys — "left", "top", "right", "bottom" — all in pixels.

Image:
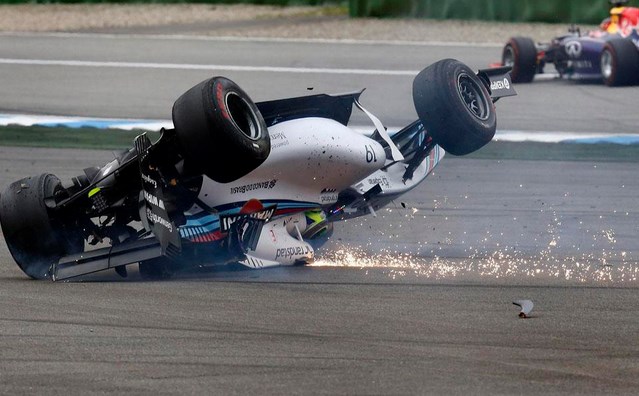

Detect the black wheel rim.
[
  {"left": 225, "top": 92, "right": 262, "bottom": 141},
  {"left": 503, "top": 45, "right": 515, "bottom": 67},
  {"left": 457, "top": 73, "right": 490, "bottom": 121}
]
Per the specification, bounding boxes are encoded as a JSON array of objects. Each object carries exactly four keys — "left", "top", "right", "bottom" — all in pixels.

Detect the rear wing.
[{"left": 477, "top": 66, "right": 517, "bottom": 101}]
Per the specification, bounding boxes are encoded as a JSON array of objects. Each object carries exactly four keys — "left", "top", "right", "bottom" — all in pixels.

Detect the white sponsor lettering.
[
  {"left": 143, "top": 191, "right": 165, "bottom": 210},
  {"left": 565, "top": 41, "right": 582, "bottom": 58},
  {"left": 570, "top": 60, "right": 593, "bottom": 69},
  {"left": 490, "top": 77, "right": 511, "bottom": 91},
  {"left": 146, "top": 208, "right": 173, "bottom": 232},
  {"left": 141, "top": 173, "right": 157, "bottom": 188}
]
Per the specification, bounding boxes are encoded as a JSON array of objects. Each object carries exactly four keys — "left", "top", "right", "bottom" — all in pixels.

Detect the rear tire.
[
  {"left": 413, "top": 59, "right": 496, "bottom": 156},
  {"left": 503, "top": 37, "right": 538, "bottom": 83},
  {"left": 600, "top": 38, "right": 639, "bottom": 86},
  {"left": 0, "top": 174, "right": 83, "bottom": 279},
  {"left": 172, "top": 77, "right": 271, "bottom": 183}
]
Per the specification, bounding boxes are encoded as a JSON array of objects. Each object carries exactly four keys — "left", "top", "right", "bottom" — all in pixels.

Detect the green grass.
[{"left": 0, "top": 125, "right": 158, "bottom": 150}]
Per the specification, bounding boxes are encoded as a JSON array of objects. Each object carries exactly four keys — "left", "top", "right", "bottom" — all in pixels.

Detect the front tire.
[
  {"left": 503, "top": 37, "right": 538, "bottom": 83},
  {"left": 0, "top": 174, "right": 83, "bottom": 279},
  {"left": 172, "top": 77, "right": 270, "bottom": 183},
  {"left": 413, "top": 59, "right": 496, "bottom": 156},
  {"left": 601, "top": 38, "right": 639, "bottom": 87}
]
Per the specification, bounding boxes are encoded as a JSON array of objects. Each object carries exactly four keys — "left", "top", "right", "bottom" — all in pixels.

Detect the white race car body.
[
  {"left": 181, "top": 116, "right": 443, "bottom": 269},
  {"left": 0, "top": 59, "right": 513, "bottom": 281},
  {"left": 200, "top": 117, "right": 387, "bottom": 209}
]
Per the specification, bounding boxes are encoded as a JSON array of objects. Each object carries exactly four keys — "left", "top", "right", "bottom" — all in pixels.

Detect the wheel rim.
[
  {"left": 601, "top": 49, "right": 613, "bottom": 80},
  {"left": 225, "top": 92, "right": 262, "bottom": 141},
  {"left": 503, "top": 45, "right": 515, "bottom": 67},
  {"left": 457, "top": 73, "right": 490, "bottom": 121}
]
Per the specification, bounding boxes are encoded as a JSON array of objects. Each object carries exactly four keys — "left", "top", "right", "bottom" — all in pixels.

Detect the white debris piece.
[{"left": 513, "top": 300, "right": 534, "bottom": 318}]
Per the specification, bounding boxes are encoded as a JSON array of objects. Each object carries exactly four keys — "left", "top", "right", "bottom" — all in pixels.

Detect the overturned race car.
[
  {"left": 0, "top": 59, "right": 515, "bottom": 281},
  {"left": 502, "top": 0, "right": 639, "bottom": 86}
]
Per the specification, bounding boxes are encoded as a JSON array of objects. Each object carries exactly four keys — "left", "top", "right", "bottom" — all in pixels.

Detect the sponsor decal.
[
  {"left": 88, "top": 187, "right": 101, "bottom": 198},
  {"left": 141, "top": 173, "right": 157, "bottom": 188},
  {"left": 570, "top": 60, "right": 593, "bottom": 69},
  {"left": 219, "top": 205, "right": 276, "bottom": 232},
  {"left": 146, "top": 207, "right": 173, "bottom": 232},
  {"left": 365, "top": 144, "right": 378, "bottom": 163},
  {"left": 270, "top": 132, "right": 287, "bottom": 141},
  {"left": 270, "top": 132, "right": 290, "bottom": 150},
  {"left": 216, "top": 82, "right": 231, "bottom": 121},
  {"left": 565, "top": 41, "right": 582, "bottom": 58},
  {"left": 320, "top": 188, "right": 338, "bottom": 204},
  {"left": 490, "top": 77, "right": 511, "bottom": 91},
  {"left": 143, "top": 191, "right": 165, "bottom": 210},
  {"left": 320, "top": 194, "right": 338, "bottom": 204},
  {"left": 367, "top": 176, "right": 390, "bottom": 189},
  {"left": 275, "top": 245, "right": 312, "bottom": 260},
  {"left": 271, "top": 140, "right": 290, "bottom": 150},
  {"left": 230, "top": 179, "right": 277, "bottom": 194}
]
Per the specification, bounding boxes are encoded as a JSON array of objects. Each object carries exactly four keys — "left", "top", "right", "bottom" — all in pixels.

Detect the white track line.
[{"left": 0, "top": 58, "right": 417, "bottom": 76}]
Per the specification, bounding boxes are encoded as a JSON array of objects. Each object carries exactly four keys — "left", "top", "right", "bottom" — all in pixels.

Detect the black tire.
[
  {"left": 600, "top": 38, "right": 639, "bottom": 87},
  {"left": 412, "top": 59, "right": 496, "bottom": 156},
  {"left": 172, "top": 77, "right": 270, "bottom": 183},
  {"left": 502, "top": 37, "right": 538, "bottom": 83},
  {"left": 0, "top": 174, "right": 83, "bottom": 279}
]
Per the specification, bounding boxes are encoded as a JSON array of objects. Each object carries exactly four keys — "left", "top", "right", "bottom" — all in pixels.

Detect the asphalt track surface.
[{"left": 1, "top": 33, "right": 639, "bottom": 394}]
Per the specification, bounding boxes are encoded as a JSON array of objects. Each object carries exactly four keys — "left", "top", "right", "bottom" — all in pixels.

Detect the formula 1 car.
[
  {"left": 0, "top": 59, "right": 515, "bottom": 281},
  {"left": 502, "top": 0, "right": 639, "bottom": 86}
]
